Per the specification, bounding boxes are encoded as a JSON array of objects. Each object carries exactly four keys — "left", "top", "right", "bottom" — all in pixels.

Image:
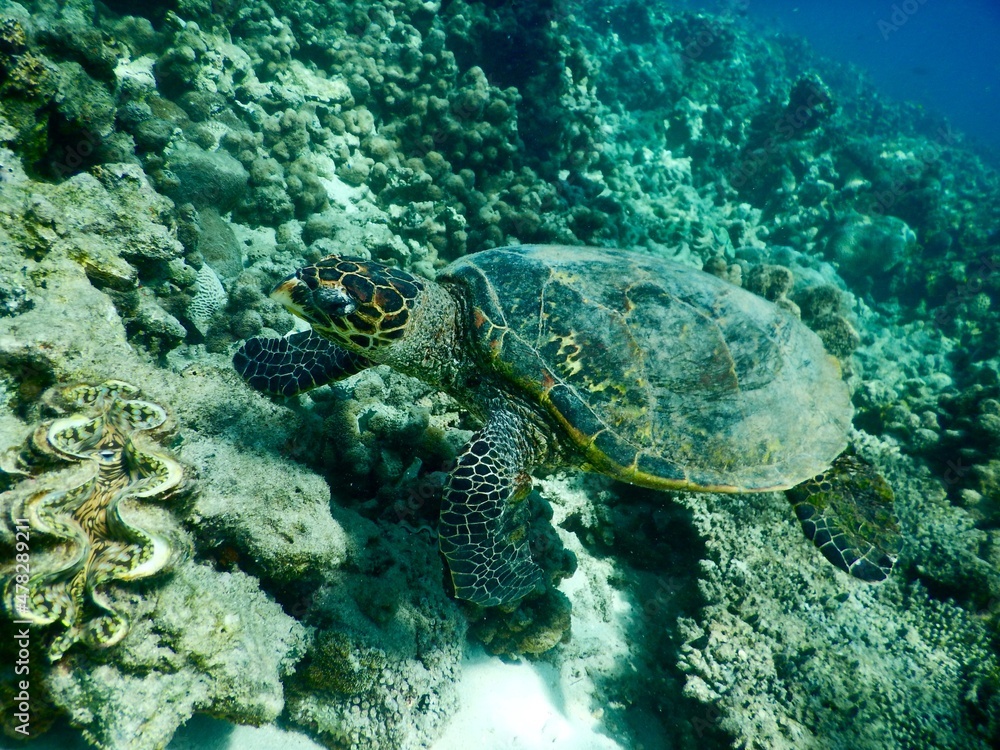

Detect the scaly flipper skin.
[
  {"left": 234, "top": 329, "right": 370, "bottom": 396},
  {"left": 786, "top": 452, "right": 901, "bottom": 582},
  {"left": 438, "top": 409, "right": 545, "bottom": 606}
]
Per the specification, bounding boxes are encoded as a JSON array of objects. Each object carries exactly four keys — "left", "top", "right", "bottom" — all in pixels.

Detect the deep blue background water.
[{"left": 677, "top": 0, "right": 1000, "bottom": 163}]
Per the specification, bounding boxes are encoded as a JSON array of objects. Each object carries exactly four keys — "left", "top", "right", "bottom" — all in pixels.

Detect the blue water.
[{"left": 683, "top": 0, "right": 1000, "bottom": 162}]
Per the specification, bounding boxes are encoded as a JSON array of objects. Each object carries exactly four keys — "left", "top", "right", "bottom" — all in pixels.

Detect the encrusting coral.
[{"left": 0, "top": 380, "right": 189, "bottom": 661}]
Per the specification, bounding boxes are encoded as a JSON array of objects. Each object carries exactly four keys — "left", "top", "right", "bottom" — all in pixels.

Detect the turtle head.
[{"left": 270, "top": 255, "right": 432, "bottom": 358}]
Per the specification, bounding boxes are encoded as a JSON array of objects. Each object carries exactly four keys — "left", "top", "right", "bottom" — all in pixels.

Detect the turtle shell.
[{"left": 440, "top": 245, "right": 852, "bottom": 493}]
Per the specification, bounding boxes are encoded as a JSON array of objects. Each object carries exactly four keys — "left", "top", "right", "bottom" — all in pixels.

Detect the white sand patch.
[
  {"left": 433, "top": 474, "right": 634, "bottom": 750},
  {"left": 431, "top": 649, "right": 623, "bottom": 750}
]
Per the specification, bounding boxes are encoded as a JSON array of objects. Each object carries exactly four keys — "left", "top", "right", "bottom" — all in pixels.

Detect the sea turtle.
[{"left": 234, "top": 245, "right": 901, "bottom": 606}]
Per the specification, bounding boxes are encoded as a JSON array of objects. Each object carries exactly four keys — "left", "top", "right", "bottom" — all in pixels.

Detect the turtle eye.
[{"left": 314, "top": 285, "right": 357, "bottom": 316}]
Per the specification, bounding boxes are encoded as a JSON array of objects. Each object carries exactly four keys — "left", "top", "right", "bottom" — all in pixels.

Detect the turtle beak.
[
  {"left": 271, "top": 273, "right": 357, "bottom": 327},
  {"left": 271, "top": 275, "right": 322, "bottom": 325}
]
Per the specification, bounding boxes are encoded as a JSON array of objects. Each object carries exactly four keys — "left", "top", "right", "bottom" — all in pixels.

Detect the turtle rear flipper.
[
  {"left": 234, "top": 329, "right": 369, "bottom": 397},
  {"left": 787, "top": 452, "right": 901, "bottom": 582},
  {"left": 439, "top": 409, "right": 545, "bottom": 606}
]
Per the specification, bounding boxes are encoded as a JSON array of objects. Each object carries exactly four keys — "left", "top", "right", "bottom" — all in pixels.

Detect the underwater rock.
[
  {"left": 81, "top": 163, "right": 183, "bottom": 261},
  {"left": 53, "top": 60, "right": 116, "bottom": 139},
  {"left": 131, "top": 288, "right": 189, "bottom": 351},
  {"left": 813, "top": 313, "right": 861, "bottom": 358},
  {"left": 702, "top": 255, "right": 743, "bottom": 286},
  {"left": 793, "top": 282, "right": 861, "bottom": 358},
  {"left": 677, "top": 449, "right": 1000, "bottom": 749},
  {"left": 744, "top": 263, "right": 801, "bottom": 316},
  {"left": 0, "top": 254, "right": 34, "bottom": 317},
  {"left": 286, "top": 511, "right": 466, "bottom": 750},
  {"left": 163, "top": 143, "right": 249, "bottom": 212},
  {"left": 36, "top": 16, "right": 120, "bottom": 83},
  {"left": 470, "top": 585, "right": 573, "bottom": 657},
  {"left": 286, "top": 156, "right": 330, "bottom": 218},
  {"left": 796, "top": 283, "right": 847, "bottom": 322},
  {"left": 0, "top": 183, "right": 317, "bottom": 748},
  {"left": 113, "top": 54, "right": 158, "bottom": 101},
  {"left": 131, "top": 116, "right": 174, "bottom": 153},
  {"left": 195, "top": 207, "right": 244, "bottom": 279},
  {"left": 309, "top": 368, "right": 461, "bottom": 501},
  {"left": 670, "top": 12, "right": 737, "bottom": 63},
  {"left": 965, "top": 291, "right": 993, "bottom": 323},
  {"left": 0, "top": 381, "right": 190, "bottom": 661},
  {"left": 174, "top": 202, "right": 201, "bottom": 253},
  {"left": 783, "top": 73, "right": 837, "bottom": 136},
  {"left": 153, "top": 19, "right": 257, "bottom": 103},
  {"left": 0, "top": 13, "right": 145, "bottom": 178},
  {"left": 64, "top": 234, "right": 138, "bottom": 292},
  {"left": 180, "top": 433, "right": 350, "bottom": 583},
  {"left": 42, "top": 560, "right": 307, "bottom": 750},
  {"left": 824, "top": 211, "right": 916, "bottom": 286},
  {"left": 744, "top": 263, "right": 793, "bottom": 301}
]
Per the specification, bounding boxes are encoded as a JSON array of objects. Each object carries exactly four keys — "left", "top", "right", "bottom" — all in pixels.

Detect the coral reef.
[
  {"left": 161, "top": 143, "right": 249, "bottom": 212},
  {"left": 823, "top": 211, "right": 916, "bottom": 289},
  {"left": 286, "top": 512, "right": 467, "bottom": 750},
  {"left": 42, "top": 560, "right": 307, "bottom": 750},
  {"left": 186, "top": 263, "right": 227, "bottom": 336},
  {"left": 0, "top": 0, "right": 999, "bottom": 747},
  {"left": 678, "top": 447, "right": 1000, "bottom": 749}
]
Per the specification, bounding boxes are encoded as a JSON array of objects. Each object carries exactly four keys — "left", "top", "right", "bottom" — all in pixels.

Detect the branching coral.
[{"left": 1, "top": 380, "right": 190, "bottom": 661}]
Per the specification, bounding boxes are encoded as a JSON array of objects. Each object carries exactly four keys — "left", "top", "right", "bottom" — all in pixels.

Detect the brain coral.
[{"left": 187, "top": 262, "right": 228, "bottom": 336}]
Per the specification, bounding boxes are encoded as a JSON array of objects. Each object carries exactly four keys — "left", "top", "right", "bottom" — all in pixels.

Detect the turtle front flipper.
[
  {"left": 787, "top": 452, "right": 902, "bottom": 582},
  {"left": 439, "top": 409, "right": 545, "bottom": 606},
  {"left": 234, "top": 329, "right": 370, "bottom": 397}
]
